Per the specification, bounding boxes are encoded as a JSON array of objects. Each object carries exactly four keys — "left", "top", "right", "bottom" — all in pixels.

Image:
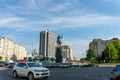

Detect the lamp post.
[{"left": 108, "top": 46, "right": 111, "bottom": 63}]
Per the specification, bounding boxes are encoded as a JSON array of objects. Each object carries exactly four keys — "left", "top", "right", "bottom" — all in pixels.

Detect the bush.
[{"left": 80, "top": 64, "right": 95, "bottom": 68}]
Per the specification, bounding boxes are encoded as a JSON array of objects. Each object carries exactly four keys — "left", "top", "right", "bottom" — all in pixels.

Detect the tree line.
[{"left": 87, "top": 39, "right": 120, "bottom": 63}]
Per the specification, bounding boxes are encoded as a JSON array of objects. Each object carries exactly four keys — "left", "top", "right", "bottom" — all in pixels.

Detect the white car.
[{"left": 13, "top": 62, "right": 50, "bottom": 80}]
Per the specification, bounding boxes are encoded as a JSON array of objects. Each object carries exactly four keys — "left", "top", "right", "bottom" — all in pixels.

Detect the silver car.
[{"left": 110, "top": 64, "right": 120, "bottom": 80}]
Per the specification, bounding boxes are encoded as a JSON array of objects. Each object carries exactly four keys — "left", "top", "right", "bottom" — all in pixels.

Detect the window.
[
  {"left": 27, "top": 63, "right": 41, "bottom": 67},
  {"left": 16, "top": 63, "right": 27, "bottom": 67}
]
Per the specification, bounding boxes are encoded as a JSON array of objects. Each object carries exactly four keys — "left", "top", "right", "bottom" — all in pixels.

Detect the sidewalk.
[{"left": 98, "top": 64, "right": 116, "bottom": 67}]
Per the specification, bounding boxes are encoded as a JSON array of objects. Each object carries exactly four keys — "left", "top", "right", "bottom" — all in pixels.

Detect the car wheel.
[
  {"left": 43, "top": 76, "right": 48, "bottom": 80},
  {"left": 13, "top": 71, "right": 18, "bottom": 78},
  {"left": 116, "top": 77, "right": 120, "bottom": 80},
  {"left": 110, "top": 78, "right": 114, "bottom": 80},
  {"left": 28, "top": 73, "right": 34, "bottom": 80}
]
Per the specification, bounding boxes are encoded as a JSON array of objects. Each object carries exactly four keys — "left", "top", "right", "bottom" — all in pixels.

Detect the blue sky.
[{"left": 0, "top": 0, "right": 120, "bottom": 58}]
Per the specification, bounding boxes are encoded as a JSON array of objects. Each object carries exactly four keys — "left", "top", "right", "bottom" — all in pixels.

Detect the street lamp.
[{"left": 108, "top": 46, "right": 111, "bottom": 63}]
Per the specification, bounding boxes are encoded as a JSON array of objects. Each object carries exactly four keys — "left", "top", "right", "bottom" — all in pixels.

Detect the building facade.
[
  {"left": 39, "top": 30, "right": 55, "bottom": 58},
  {"left": 89, "top": 38, "right": 118, "bottom": 56},
  {"left": 61, "top": 45, "right": 73, "bottom": 62},
  {"left": 0, "top": 37, "right": 27, "bottom": 62}
]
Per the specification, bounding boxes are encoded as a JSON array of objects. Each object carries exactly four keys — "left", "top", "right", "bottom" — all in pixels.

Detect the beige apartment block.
[
  {"left": 0, "top": 37, "right": 27, "bottom": 62},
  {"left": 61, "top": 45, "right": 73, "bottom": 62}
]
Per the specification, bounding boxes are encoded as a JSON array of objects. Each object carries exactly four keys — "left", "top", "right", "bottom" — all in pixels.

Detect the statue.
[
  {"left": 56, "top": 34, "right": 63, "bottom": 63},
  {"left": 57, "top": 35, "right": 62, "bottom": 46}
]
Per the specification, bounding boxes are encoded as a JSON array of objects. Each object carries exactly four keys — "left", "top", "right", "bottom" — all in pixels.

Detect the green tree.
[
  {"left": 104, "top": 43, "right": 118, "bottom": 62},
  {"left": 112, "top": 39, "right": 120, "bottom": 49},
  {"left": 87, "top": 49, "right": 96, "bottom": 61},
  {"left": 0, "top": 56, "right": 2, "bottom": 61},
  {"left": 51, "top": 57, "right": 55, "bottom": 62},
  {"left": 96, "top": 55, "right": 101, "bottom": 63},
  {"left": 112, "top": 40, "right": 120, "bottom": 60},
  {"left": 28, "top": 57, "right": 32, "bottom": 61},
  {"left": 101, "top": 51, "right": 105, "bottom": 62},
  {"left": 11, "top": 54, "right": 17, "bottom": 62},
  {"left": 24, "top": 57, "right": 27, "bottom": 61}
]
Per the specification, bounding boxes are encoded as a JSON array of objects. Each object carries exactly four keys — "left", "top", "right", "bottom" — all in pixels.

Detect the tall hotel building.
[{"left": 39, "top": 30, "right": 55, "bottom": 58}]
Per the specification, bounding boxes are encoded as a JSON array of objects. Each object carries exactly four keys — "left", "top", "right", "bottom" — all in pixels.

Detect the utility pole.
[{"left": 109, "top": 46, "right": 111, "bottom": 63}]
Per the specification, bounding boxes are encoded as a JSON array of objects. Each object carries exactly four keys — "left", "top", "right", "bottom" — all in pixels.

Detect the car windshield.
[
  {"left": 114, "top": 65, "right": 120, "bottom": 70},
  {"left": 27, "top": 63, "right": 41, "bottom": 67}
]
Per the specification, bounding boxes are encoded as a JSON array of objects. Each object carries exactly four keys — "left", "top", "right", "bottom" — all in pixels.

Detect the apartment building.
[
  {"left": 89, "top": 38, "right": 118, "bottom": 56},
  {"left": 61, "top": 45, "right": 73, "bottom": 62},
  {"left": 0, "top": 37, "right": 27, "bottom": 62}
]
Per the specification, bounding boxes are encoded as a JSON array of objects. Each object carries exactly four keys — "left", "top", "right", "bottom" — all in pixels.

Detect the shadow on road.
[
  {"left": 0, "top": 67, "right": 27, "bottom": 80},
  {"left": 0, "top": 66, "right": 115, "bottom": 80}
]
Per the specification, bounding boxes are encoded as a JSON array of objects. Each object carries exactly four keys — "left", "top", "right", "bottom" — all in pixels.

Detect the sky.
[{"left": 0, "top": 0, "right": 120, "bottom": 59}]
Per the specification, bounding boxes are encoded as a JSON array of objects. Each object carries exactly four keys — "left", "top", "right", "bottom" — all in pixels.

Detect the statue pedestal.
[{"left": 56, "top": 47, "right": 62, "bottom": 63}]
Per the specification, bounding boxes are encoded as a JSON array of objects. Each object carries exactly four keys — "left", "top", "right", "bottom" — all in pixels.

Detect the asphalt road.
[{"left": 0, "top": 66, "right": 114, "bottom": 80}]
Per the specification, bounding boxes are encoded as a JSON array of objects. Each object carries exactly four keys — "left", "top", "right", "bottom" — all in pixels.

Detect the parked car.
[
  {"left": 0, "top": 62, "right": 11, "bottom": 67},
  {"left": 13, "top": 62, "right": 50, "bottom": 80},
  {"left": 110, "top": 64, "right": 120, "bottom": 80},
  {"left": 0, "top": 62, "right": 4, "bottom": 67},
  {"left": 4, "top": 62, "right": 9, "bottom": 67},
  {"left": 7, "top": 63, "right": 15, "bottom": 68}
]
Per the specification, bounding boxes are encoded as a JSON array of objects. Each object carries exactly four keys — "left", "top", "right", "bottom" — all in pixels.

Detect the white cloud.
[
  {"left": 109, "top": 35, "right": 120, "bottom": 40},
  {"left": 27, "top": 0, "right": 38, "bottom": 9},
  {"left": 5, "top": 0, "right": 39, "bottom": 12},
  {"left": 49, "top": 2, "right": 70, "bottom": 12},
  {"left": 35, "top": 15, "right": 120, "bottom": 28},
  {"left": 0, "top": 17, "right": 23, "bottom": 25},
  {"left": 1, "top": 14, "right": 120, "bottom": 32},
  {"left": 3, "top": 0, "right": 120, "bottom": 31}
]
